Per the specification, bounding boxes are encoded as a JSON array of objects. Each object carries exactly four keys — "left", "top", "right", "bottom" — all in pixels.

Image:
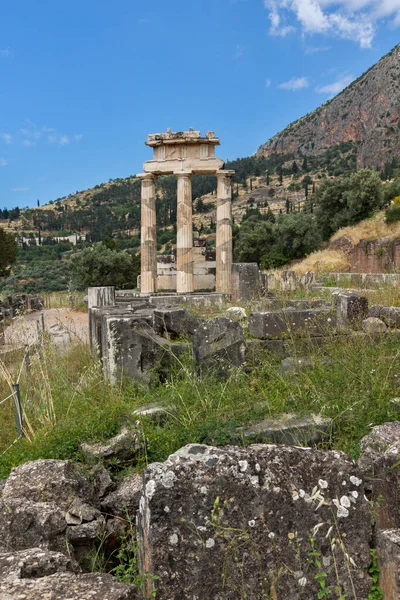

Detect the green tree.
[
  {"left": 0, "top": 228, "right": 17, "bottom": 275},
  {"left": 233, "top": 217, "right": 275, "bottom": 264},
  {"left": 344, "top": 169, "right": 383, "bottom": 223},
  {"left": 69, "top": 243, "right": 140, "bottom": 289},
  {"left": 274, "top": 213, "right": 322, "bottom": 259},
  {"left": 314, "top": 169, "right": 383, "bottom": 240}
]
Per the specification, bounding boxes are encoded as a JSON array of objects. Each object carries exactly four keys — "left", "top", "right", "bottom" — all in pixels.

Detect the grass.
[
  {"left": 1, "top": 320, "right": 400, "bottom": 478},
  {"left": 290, "top": 211, "right": 400, "bottom": 275}
]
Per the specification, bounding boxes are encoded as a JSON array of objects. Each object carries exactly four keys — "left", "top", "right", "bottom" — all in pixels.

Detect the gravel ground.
[{"left": 0, "top": 308, "right": 89, "bottom": 352}]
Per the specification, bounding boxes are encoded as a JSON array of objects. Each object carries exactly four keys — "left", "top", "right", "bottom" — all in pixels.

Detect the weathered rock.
[
  {"left": 192, "top": 317, "right": 246, "bottom": 375},
  {"left": 138, "top": 443, "right": 372, "bottom": 600},
  {"left": 362, "top": 317, "right": 388, "bottom": 333},
  {"left": 133, "top": 402, "right": 176, "bottom": 424},
  {"left": 376, "top": 528, "right": 400, "bottom": 600},
  {"left": 0, "top": 572, "right": 138, "bottom": 599},
  {"left": 0, "top": 547, "right": 79, "bottom": 580},
  {"left": 265, "top": 272, "right": 279, "bottom": 291},
  {"left": 90, "top": 463, "right": 114, "bottom": 499},
  {"left": 358, "top": 422, "right": 400, "bottom": 530},
  {"left": 288, "top": 298, "right": 330, "bottom": 310},
  {"left": 280, "top": 270, "right": 297, "bottom": 292},
  {"left": 2, "top": 460, "right": 98, "bottom": 511},
  {"left": 80, "top": 426, "right": 143, "bottom": 468},
  {"left": 0, "top": 498, "right": 67, "bottom": 554},
  {"left": 225, "top": 306, "right": 247, "bottom": 322},
  {"left": 87, "top": 286, "right": 115, "bottom": 309},
  {"left": 101, "top": 474, "right": 142, "bottom": 519},
  {"left": 336, "top": 292, "right": 368, "bottom": 330},
  {"left": 153, "top": 307, "right": 201, "bottom": 338},
  {"left": 236, "top": 413, "right": 333, "bottom": 446},
  {"left": 248, "top": 309, "right": 334, "bottom": 339},
  {"left": 0, "top": 460, "right": 106, "bottom": 562},
  {"left": 369, "top": 305, "right": 400, "bottom": 328},
  {"left": 102, "top": 316, "right": 188, "bottom": 383},
  {"left": 298, "top": 270, "right": 314, "bottom": 287},
  {"left": 231, "top": 263, "right": 261, "bottom": 302}
]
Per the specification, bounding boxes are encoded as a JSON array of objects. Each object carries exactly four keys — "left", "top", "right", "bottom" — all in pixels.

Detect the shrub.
[{"left": 385, "top": 205, "right": 400, "bottom": 224}]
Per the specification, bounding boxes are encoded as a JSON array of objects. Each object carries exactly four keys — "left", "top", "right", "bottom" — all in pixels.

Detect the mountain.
[{"left": 256, "top": 44, "right": 400, "bottom": 169}]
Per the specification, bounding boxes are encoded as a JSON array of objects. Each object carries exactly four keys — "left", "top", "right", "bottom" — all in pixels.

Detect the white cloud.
[
  {"left": 23, "top": 140, "right": 33, "bottom": 147},
  {"left": 316, "top": 73, "right": 355, "bottom": 95},
  {"left": 10, "top": 187, "right": 30, "bottom": 192},
  {"left": 59, "top": 136, "right": 70, "bottom": 146},
  {"left": 0, "top": 48, "right": 14, "bottom": 58},
  {"left": 0, "top": 133, "right": 12, "bottom": 144},
  {"left": 0, "top": 158, "right": 7, "bottom": 167},
  {"left": 265, "top": 0, "right": 400, "bottom": 47},
  {"left": 265, "top": 78, "right": 272, "bottom": 87},
  {"left": 278, "top": 76, "right": 310, "bottom": 90},
  {"left": 235, "top": 43, "right": 246, "bottom": 58},
  {"left": 268, "top": 2, "right": 296, "bottom": 34},
  {"left": 18, "top": 121, "right": 82, "bottom": 147},
  {"left": 305, "top": 44, "right": 332, "bottom": 53}
]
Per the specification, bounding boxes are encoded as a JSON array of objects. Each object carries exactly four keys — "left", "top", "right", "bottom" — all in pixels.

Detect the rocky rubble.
[{"left": 1, "top": 423, "right": 400, "bottom": 598}]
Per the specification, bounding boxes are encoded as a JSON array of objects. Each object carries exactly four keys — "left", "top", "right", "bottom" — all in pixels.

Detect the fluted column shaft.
[
  {"left": 216, "top": 170, "right": 234, "bottom": 293},
  {"left": 176, "top": 171, "right": 194, "bottom": 293},
  {"left": 139, "top": 173, "right": 157, "bottom": 293}
]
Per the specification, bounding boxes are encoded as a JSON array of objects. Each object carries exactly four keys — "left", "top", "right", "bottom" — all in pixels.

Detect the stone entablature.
[
  {"left": 144, "top": 129, "right": 223, "bottom": 175},
  {"left": 139, "top": 129, "right": 234, "bottom": 295}
]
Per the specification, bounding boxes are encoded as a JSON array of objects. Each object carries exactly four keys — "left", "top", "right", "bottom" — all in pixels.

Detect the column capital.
[
  {"left": 137, "top": 172, "right": 156, "bottom": 181},
  {"left": 216, "top": 169, "right": 235, "bottom": 178},
  {"left": 174, "top": 170, "right": 193, "bottom": 178}
]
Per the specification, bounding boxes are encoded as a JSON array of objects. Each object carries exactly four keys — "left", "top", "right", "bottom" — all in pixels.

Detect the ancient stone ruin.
[
  {"left": 138, "top": 129, "right": 234, "bottom": 294},
  {"left": 1, "top": 424, "right": 400, "bottom": 598}
]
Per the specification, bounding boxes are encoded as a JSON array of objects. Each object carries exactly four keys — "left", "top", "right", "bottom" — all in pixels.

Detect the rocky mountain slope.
[{"left": 257, "top": 44, "right": 400, "bottom": 169}]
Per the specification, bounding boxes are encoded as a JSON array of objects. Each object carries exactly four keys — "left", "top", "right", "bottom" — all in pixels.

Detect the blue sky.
[{"left": 0, "top": 0, "right": 399, "bottom": 209}]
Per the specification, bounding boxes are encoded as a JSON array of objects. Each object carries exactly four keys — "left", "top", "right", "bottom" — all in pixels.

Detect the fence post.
[
  {"left": 41, "top": 312, "right": 45, "bottom": 332},
  {"left": 11, "top": 383, "right": 24, "bottom": 437},
  {"left": 25, "top": 345, "right": 32, "bottom": 403}
]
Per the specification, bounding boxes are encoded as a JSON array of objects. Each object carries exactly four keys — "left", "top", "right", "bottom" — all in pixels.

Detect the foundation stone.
[{"left": 137, "top": 443, "right": 372, "bottom": 600}]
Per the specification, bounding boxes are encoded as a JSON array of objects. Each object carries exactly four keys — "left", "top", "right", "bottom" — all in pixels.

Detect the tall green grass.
[{"left": 1, "top": 327, "right": 399, "bottom": 478}]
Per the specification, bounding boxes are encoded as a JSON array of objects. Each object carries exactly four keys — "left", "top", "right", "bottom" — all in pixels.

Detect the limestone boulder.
[
  {"left": 138, "top": 443, "right": 372, "bottom": 600},
  {"left": 80, "top": 426, "right": 143, "bottom": 468},
  {"left": 248, "top": 308, "right": 334, "bottom": 339},
  {"left": 0, "top": 460, "right": 107, "bottom": 563},
  {"left": 369, "top": 305, "right": 400, "bottom": 328},
  {"left": 298, "top": 270, "right": 314, "bottom": 287},
  {"left": 376, "top": 528, "right": 400, "bottom": 600},
  {"left": 336, "top": 292, "right": 368, "bottom": 330},
  {"left": 0, "top": 499, "right": 67, "bottom": 554},
  {"left": 0, "top": 548, "right": 79, "bottom": 580},
  {"left": 133, "top": 402, "right": 176, "bottom": 424},
  {"left": 153, "top": 307, "right": 201, "bottom": 338},
  {"left": 0, "top": 572, "right": 138, "bottom": 599},
  {"left": 358, "top": 421, "right": 400, "bottom": 530},
  {"left": 2, "top": 459, "right": 98, "bottom": 510},
  {"left": 280, "top": 270, "right": 297, "bottom": 291},
  {"left": 235, "top": 413, "right": 333, "bottom": 446},
  {"left": 101, "top": 474, "right": 142, "bottom": 519},
  {"left": 192, "top": 317, "right": 246, "bottom": 375},
  {"left": 225, "top": 306, "right": 247, "bottom": 322},
  {"left": 362, "top": 317, "right": 388, "bottom": 333}
]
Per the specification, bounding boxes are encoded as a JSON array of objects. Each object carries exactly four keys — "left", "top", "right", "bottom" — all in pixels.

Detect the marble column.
[
  {"left": 176, "top": 171, "right": 194, "bottom": 293},
  {"left": 216, "top": 170, "right": 235, "bottom": 294},
  {"left": 139, "top": 173, "right": 157, "bottom": 294}
]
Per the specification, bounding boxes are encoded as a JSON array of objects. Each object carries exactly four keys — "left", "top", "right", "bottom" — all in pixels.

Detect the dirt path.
[{"left": 1, "top": 309, "right": 89, "bottom": 352}]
